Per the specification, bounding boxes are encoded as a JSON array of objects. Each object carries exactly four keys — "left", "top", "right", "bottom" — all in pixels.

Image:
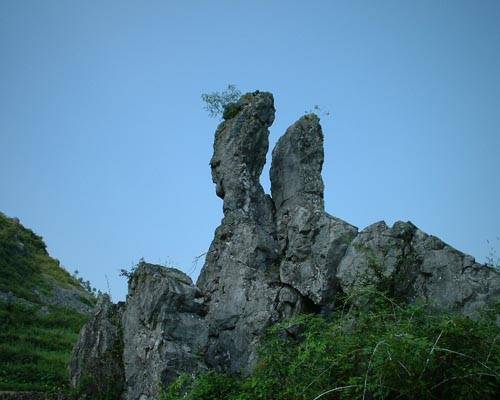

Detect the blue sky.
[{"left": 1, "top": 1, "right": 499, "bottom": 301}]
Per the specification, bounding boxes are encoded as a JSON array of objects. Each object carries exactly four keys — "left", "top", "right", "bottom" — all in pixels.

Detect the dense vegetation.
[
  {"left": 163, "top": 288, "right": 500, "bottom": 400},
  {"left": 0, "top": 301, "right": 88, "bottom": 393},
  {"left": 0, "top": 212, "right": 94, "bottom": 393}
]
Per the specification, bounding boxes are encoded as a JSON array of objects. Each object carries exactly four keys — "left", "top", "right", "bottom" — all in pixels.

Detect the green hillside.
[{"left": 0, "top": 212, "right": 97, "bottom": 393}]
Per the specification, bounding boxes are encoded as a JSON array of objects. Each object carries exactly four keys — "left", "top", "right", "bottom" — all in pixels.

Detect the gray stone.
[
  {"left": 209, "top": 91, "right": 275, "bottom": 215},
  {"left": 122, "top": 263, "right": 208, "bottom": 400},
  {"left": 271, "top": 115, "right": 357, "bottom": 307},
  {"left": 41, "top": 282, "right": 95, "bottom": 314},
  {"left": 271, "top": 114, "right": 325, "bottom": 211},
  {"left": 277, "top": 210, "right": 357, "bottom": 307},
  {"left": 336, "top": 221, "right": 500, "bottom": 314},
  {"left": 69, "top": 294, "right": 125, "bottom": 399},
  {"left": 197, "top": 91, "right": 289, "bottom": 374}
]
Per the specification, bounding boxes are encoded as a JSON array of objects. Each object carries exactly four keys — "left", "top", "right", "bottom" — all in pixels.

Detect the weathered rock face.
[
  {"left": 122, "top": 263, "right": 208, "bottom": 400},
  {"left": 270, "top": 114, "right": 325, "bottom": 212},
  {"left": 337, "top": 221, "right": 500, "bottom": 315},
  {"left": 197, "top": 92, "right": 298, "bottom": 374},
  {"left": 270, "top": 115, "right": 357, "bottom": 308},
  {"left": 69, "top": 295, "right": 125, "bottom": 399},
  {"left": 70, "top": 91, "right": 500, "bottom": 399},
  {"left": 69, "top": 263, "right": 209, "bottom": 400},
  {"left": 208, "top": 91, "right": 275, "bottom": 215}
]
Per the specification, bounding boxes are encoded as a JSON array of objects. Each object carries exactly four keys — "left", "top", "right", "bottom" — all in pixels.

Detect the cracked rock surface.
[
  {"left": 198, "top": 91, "right": 300, "bottom": 374},
  {"left": 69, "top": 294, "right": 125, "bottom": 398},
  {"left": 122, "top": 264, "right": 208, "bottom": 400},
  {"left": 337, "top": 221, "right": 500, "bottom": 315},
  {"left": 271, "top": 114, "right": 358, "bottom": 308}
]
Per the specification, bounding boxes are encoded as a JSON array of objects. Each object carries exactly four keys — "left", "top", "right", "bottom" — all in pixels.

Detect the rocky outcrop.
[
  {"left": 70, "top": 91, "right": 500, "bottom": 399},
  {"left": 122, "top": 264, "right": 207, "bottom": 400},
  {"left": 0, "top": 212, "right": 96, "bottom": 314},
  {"left": 69, "top": 295, "right": 125, "bottom": 399},
  {"left": 40, "top": 283, "right": 95, "bottom": 314},
  {"left": 336, "top": 221, "right": 500, "bottom": 315},
  {"left": 69, "top": 263, "right": 209, "bottom": 400},
  {"left": 197, "top": 91, "right": 299, "bottom": 374},
  {"left": 270, "top": 114, "right": 357, "bottom": 308}
]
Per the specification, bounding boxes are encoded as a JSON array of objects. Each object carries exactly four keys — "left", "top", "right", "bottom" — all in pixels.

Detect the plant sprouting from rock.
[
  {"left": 304, "top": 104, "right": 331, "bottom": 118},
  {"left": 486, "top": 237, "right": 500, "bottom": 269},
  {"left": 201, "top": 84, "right": 242, "bottom": 118}
]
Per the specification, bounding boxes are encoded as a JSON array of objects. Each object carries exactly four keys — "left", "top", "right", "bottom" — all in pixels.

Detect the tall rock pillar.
[
  {"left": 270, "top": 115, "right": 357, "bottom": 308},
  {"left": 197, "top": 92, "right": 293, "bottom": 373}
]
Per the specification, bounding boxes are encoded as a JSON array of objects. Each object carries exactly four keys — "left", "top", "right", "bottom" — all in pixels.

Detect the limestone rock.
[
  {"left": 271, "top": 115, "right": 357, "bottom": 307},
  {"left": 209, "top": 91, "right": 275, "bottom": 214},
  {"left": 70, "top": 263, "right": 209, "bottom": 400},
  {"left": 277, "top": 210, "right": 357, "bottom": 307},
  {"left": 69, "top": 294, "right": 125, "bottom": 399},
  {"left": 336, "top": 221, "right": 500, "bottom": 314},
  {"left": 197, "top": 91, "right": 289, "bottom": 374},
  {"left": 270, "top": 114, "right": 325, "bottom": 211},
  {"left": 41, "top": 284, "right": 95, "bottom": 314},
  {"left": 122, "top": 263, "right": 208, "bottom": 400}
]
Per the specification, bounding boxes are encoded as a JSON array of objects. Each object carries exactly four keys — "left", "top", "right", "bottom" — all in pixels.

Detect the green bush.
[
  {"left": 201, "top": 84, "right": 241, "bottom": 118},
  {"left": 163, "top": 288, "right": 500, "bottom": 400},
  {"left": 161, "top": 372, "right": 240, "bottom": 400}
]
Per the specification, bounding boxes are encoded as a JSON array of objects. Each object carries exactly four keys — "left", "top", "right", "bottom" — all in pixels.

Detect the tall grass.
[
  {"left": 0, "top": 301, "right": 88, "bottom": 393},
  {"left": 163, "top": 288, "right": 500, "bottom": 400}
]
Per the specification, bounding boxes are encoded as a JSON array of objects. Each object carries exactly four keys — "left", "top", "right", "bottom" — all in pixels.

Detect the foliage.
[
  {"left": 120, "top": 257, "right": 178, "bottom": 282},
  {"left": 486, "top": 237, "right": 500, "bottom": 268},
  {"left": 201, "top": 84, "right": 242, "bottom": 118},
  {"left": 0, "top": 300, "right": 89, "bottom": 393},
  {"left": 0, "top": 212, "right": 96, "bottom": 393},
  {"left": 160, "top": 372, "right": 240, "bottom": 400},
  {"left": 163, "top": 288, "right": 500, "bottom": 400},
  {"left": 70, "top": 370, "right": 125, "bottom": 400},
  {"left": 304, "top": 104, "right": 331, "bottom": 118},
  {"left": 119, "top": 257, "right": 147, "bottom": 281}
]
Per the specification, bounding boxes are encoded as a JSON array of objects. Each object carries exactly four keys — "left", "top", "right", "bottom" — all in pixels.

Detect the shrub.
[
  {"left": 163, "top": 288, "right": 500, "bottom": 400},
  {"left": 201, "top": 84, "right": 241, "bottom": 118},
  {"left": 486, "top": 237, "right": 500, "bottom": 269}
]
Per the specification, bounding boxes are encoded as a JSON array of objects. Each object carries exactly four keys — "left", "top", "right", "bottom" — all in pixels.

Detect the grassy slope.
[
  {"left": 0, "top": 302, "right": 88, "bottom": 392},
  {"left": 0, "top": 212, "right": 95, "bottom": 393},
  {"left": 0, "top": 212, "right": 86, "bottom": 302}
]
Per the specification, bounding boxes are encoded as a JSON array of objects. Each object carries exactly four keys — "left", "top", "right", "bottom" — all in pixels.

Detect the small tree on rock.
[{"left": 201, "top": 84, "right": 242, "bottom": 118}]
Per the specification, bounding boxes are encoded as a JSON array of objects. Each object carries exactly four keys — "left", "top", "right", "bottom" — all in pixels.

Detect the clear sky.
[{"left": 1, "top": 1, "right": 499, "bottom": 301}]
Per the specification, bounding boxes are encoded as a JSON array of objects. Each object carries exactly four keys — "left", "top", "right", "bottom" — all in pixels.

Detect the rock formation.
[
  {"left": 197, "top": 92, "right": 309, "bottom": 374},
  {"left": 69, "top": 91, "right": 500, "bottom": 399},
  {"left": 270, "top": 114, "right": 358, "bottom": 308},
  {"left": 122, "top": 264, "right": 208, "bottom": 399},
  {"left": 337, "top": 220, "right": 500, "bottom": 314},
  {"left": 69, "top": 295, "right": 125, "bottom": 398}
]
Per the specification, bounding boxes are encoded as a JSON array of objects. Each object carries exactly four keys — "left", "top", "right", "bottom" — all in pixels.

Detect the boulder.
[
  {"left": 69, "top": 294, "right": 125, "bottom": 399},
  {"left": 121, "top": 263, "right": 208, "bottom": 400},
  {"left": 336, "top": 221, "right": 500, "bottom": 314}
]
